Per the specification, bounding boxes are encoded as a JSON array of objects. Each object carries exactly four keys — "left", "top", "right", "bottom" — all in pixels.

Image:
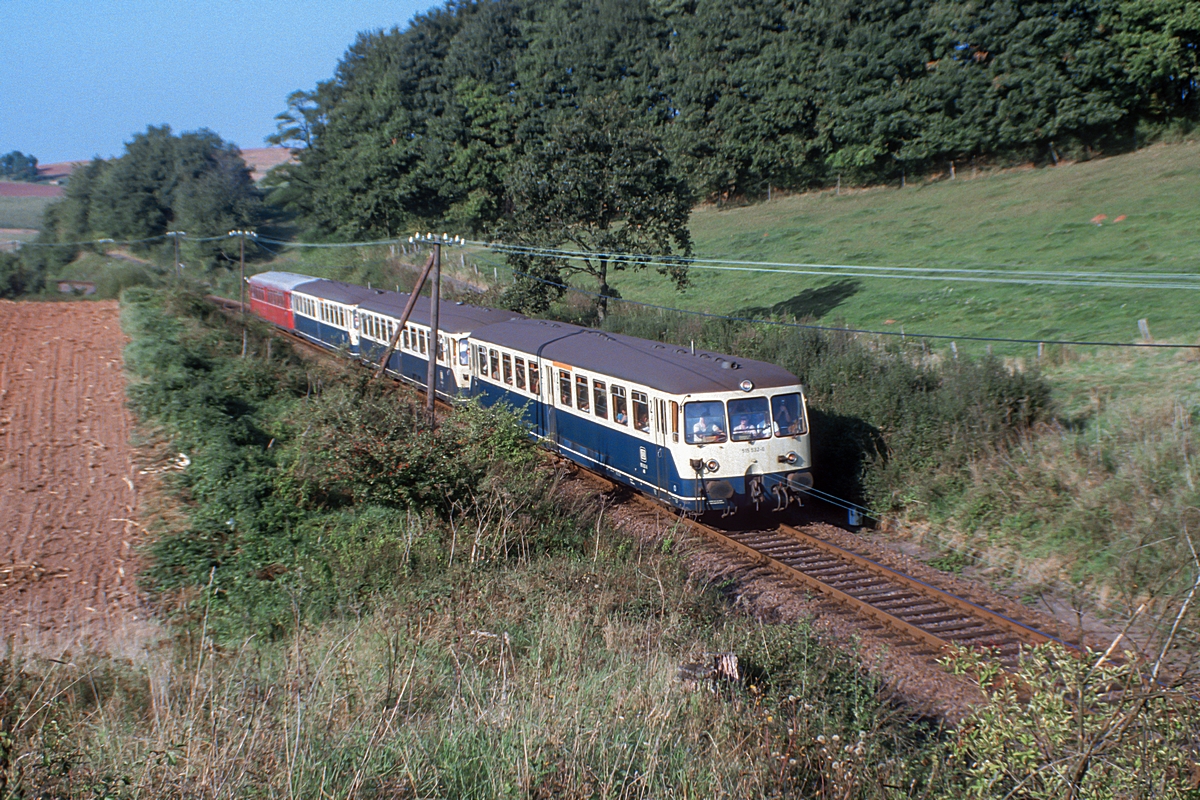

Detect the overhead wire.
[
  {"left": 500, "top": 267, "right": 1200, "bottom": 350},
  {"left": 472, "top": 239, "right": 1200, "bottom": 292}
]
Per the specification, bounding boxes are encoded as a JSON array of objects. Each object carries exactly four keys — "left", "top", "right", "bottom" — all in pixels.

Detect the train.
[{"left": 247, "top": 270, "right": 813, "bottom": 514}]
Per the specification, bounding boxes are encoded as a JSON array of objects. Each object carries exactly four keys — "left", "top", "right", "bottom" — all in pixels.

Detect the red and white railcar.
[{"left": 246, "top": 271, "right": 317, "bottom": 330}]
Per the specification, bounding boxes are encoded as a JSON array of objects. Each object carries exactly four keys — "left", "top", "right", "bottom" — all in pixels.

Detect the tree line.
[
  {"left": 272, "top": 0, "right": 1197, "bottom": 238},
  {"left": 260, "top": 0, "right": 1196, "bottom": 311}
]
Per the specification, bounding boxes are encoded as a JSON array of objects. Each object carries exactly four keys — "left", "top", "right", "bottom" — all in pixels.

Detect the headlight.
[{"left": 706, "top": 459, "right": 720, "bottom": 473}]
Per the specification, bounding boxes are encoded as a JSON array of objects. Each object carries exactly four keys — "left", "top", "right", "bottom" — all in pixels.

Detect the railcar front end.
[{"left": 668, "top": 386, "right": 812, "bottom": 514}]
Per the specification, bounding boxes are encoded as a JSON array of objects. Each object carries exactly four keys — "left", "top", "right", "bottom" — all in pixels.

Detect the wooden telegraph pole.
[
  {"left": 425, "top": 241, "right": 441, "bottom": 420},
  {"left": 370, "top": 233, "right": 462, "bottom": 423},
  {"left": 229, "top": 230, "right": 256, "bottom": 318},
  {"left": 167, "top": 231, "right": 185, "bottom": 279}
]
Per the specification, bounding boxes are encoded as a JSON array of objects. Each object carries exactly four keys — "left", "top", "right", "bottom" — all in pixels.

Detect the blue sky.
[{"left": 0, "top": 0, "right": 433, "bottom": 163}]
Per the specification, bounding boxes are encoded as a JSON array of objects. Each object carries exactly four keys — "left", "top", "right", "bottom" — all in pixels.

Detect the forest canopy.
[{"left": 271, "top": 0, "right": 1199, "bottom": 241}]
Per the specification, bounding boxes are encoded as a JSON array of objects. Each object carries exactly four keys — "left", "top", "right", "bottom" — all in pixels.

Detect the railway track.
[
  {"left": 213, "top": 297, "right": 1074, "bottom": 667},
  {"left": 670, "top": 513, "right": 1076, "bottom": 665}
]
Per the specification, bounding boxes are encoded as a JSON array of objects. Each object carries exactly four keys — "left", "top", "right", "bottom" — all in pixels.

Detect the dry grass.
[{"left": 0, "top": 538, "right": 928, "bottom": 799}]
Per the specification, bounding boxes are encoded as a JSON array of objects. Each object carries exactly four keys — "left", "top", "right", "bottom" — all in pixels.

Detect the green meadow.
[
  {"left": 0, "top": 193, "right": 54, "bottom": 230},
  {"left": 608, "top": 142, "right": 1200, "bottom": 354}
]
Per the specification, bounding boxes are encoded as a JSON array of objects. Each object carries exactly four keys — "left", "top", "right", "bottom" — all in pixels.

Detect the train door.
[
  {"left": 653, "top": 397, "right": 670, "bottom": 500},
  {"left": 545, "top": 364, "right": 558, "bottom": 445},
  {"left": 349, "top": 310, "right": 361, "bottom": 353}
]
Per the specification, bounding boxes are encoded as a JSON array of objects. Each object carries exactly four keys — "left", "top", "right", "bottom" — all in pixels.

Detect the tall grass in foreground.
[{"left": 0, "top": 545, "right": 932, "bottom": 798}]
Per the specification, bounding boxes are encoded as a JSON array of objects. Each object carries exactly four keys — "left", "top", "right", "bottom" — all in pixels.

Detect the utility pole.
[
  {"left": 166, "top": 231, "right": 185, "bottom": 279},
  {"left": 395, "top": 233, "right": 463, "bottom": 423},
  {"left": 425, "top": 241, "right": 441, "bottom": 420},
  {"left": 229, "top": 230, "right": 256, "bottom": 318}
]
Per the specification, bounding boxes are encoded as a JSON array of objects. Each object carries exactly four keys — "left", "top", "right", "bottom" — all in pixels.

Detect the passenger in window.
[
  {"left": 634, "top": 406, "right": 649, "bottom": 432},
  {"left": 733, "top": 415, "right": 752, "bottom": 437},
  {"left": 529, "top": 363, "right": 540, "bottom": 395},
  {"left": 772, "top": 395, "right": 803, "bottom": 436}
]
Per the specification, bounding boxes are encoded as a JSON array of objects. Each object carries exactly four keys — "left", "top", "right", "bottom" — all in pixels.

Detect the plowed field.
[{"left": 0, "top": 300, "right": 140, "bottom": 640}]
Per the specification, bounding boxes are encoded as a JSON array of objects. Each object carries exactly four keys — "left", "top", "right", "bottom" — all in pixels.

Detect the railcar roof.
[
  {"left": 473, "top": 318, "right": 799, "bottom": 395},
  {"left": 357, "top": 292, "right": 522, "bottom": 333},
  {"left": 293, "top": 278, "right": 380, "bottom": 305},
  {"left": 246, "top": 271, "right": 322, "bottom": 293}
]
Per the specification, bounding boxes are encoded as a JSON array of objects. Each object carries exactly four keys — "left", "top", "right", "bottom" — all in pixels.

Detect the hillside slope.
[{"left": 610, "top": 142, "right": 1200, "bottom": 351}]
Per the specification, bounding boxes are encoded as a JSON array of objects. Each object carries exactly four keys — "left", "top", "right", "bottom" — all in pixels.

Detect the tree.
[
  {"left": 42, "top": 125, "right": 260, "bottom": 269},
  {"left": 266, "top": 90, "right": 324, "bottom": 150},
  {"left": 1107, "top": 0, "right": 1200, "bottom": 120},
  {"left": 500, "top": 101, "right": 693, "bottom": 318},
  {"left": 0, "top": 151, "right": 39, "bottom": 181}
]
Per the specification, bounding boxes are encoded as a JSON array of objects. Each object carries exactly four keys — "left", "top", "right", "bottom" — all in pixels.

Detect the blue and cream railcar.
[
  {"left": 465, "top": 318, "right": 812, "bottom": 513},
  {"left": 354, "top": 291, "right": 520, "bottom": 397},
  {"left": 252, "top": 271, "right": 522, "bottom": 398},
  {"left": 288, "top": 278, "right": 377, "bottom": 351}
]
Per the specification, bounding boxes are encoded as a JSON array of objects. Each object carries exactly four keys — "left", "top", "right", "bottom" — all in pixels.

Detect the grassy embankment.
[
  {"left": 611, "top": 140, "right": 1200, "bottom": 352},
  {"left": 0, "top": 194, "right": 55, "bottom": 233}
]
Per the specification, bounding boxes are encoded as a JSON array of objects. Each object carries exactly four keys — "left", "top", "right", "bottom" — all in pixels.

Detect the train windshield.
[
  {"left": 771, "top": 393, "right": 806, "bottom": 437},
  {"left": 728, "top": 397, "right": 771, "bottom": 441},
  {"left": 684, "top": 401, "right": 727, "bottom": 444}
]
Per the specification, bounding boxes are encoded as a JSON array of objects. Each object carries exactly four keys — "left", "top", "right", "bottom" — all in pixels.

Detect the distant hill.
[
  {"left": 35, "top": 147, "right": 293, "bottom": 187},
  {"left": 241, "top": 147, "right": 294, "bottom": 181},
  {"left": 0, "top": 181, "right": 63, "bottom": 198}
]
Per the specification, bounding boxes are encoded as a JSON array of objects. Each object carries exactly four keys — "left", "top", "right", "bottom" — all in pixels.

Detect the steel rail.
[{"left": 777, "top": 524, "right": 1076, "bottom": 650}]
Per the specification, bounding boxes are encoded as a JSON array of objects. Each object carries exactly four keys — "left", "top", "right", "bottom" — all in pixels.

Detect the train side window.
[
  {"left": 476, "top": 345, "right": 486, "bottom": 374},
  {"left": 514, "top": 357, "right": 526, "bottom": 390},
  {"left": 529, "top": 361, "right": 540, "bottom": 395},
  {"left": 611, "top": 385, "right": 628, "bottom": 425},
  {"left": 575, "top": 375, "right": 590, "bottom": 412},
  {"left": 632, "top": 391, "right": 650, "bottom": 433},
  {"left": 387, "top": 321, "right": 394, "bottom": 341},
  {"left": 670, "top": 401, "right": 680, "bottom": 442},
  {"left": 593, "top": 380, "right": 607, "bottom": 419},
  {"left": 459, "top": 340, "right": 470, "bottom": 367},
  {"left": 402, "top": 328, "right": 410, "bottom": 349},
  {"left": 559, "top": 370, "right": 572, "bottom": 405},
  {"left": 419, "top": 330, "right": 427, "bottom": 355},
  {"left": 503, "top": 354, "right": 513, "bottom": 385},
  {"left": 488, "top": 349, "right": 500, "bottom": 380},
  {"left": 658, "top": 399, "right": 668, "bottom": 435}
]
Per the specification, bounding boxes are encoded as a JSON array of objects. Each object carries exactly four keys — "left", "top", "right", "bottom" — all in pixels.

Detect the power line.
[
  {"left": 505, "top": 268, "right": 1200, "bottom": 350},
  {"left": 476, "top": 240, "right": 1200, "bottom": 292}
]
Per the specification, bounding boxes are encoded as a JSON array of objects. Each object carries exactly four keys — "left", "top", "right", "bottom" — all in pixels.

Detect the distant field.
[
  {"left": 0, "top": 194, "right": 54, "bottom": 230},
  {"left": 605, "top": 141, "right": 1200, "bottom": 353}
]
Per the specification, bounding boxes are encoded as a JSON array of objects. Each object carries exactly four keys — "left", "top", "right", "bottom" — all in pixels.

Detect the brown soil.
[{"left": 0, "top": 300, "right": 144, "bottom": 646}]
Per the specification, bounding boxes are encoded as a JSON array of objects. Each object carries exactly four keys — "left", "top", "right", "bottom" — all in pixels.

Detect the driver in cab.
[{"left": 692, "top": 415, "right": 725, "bottom": 443}]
